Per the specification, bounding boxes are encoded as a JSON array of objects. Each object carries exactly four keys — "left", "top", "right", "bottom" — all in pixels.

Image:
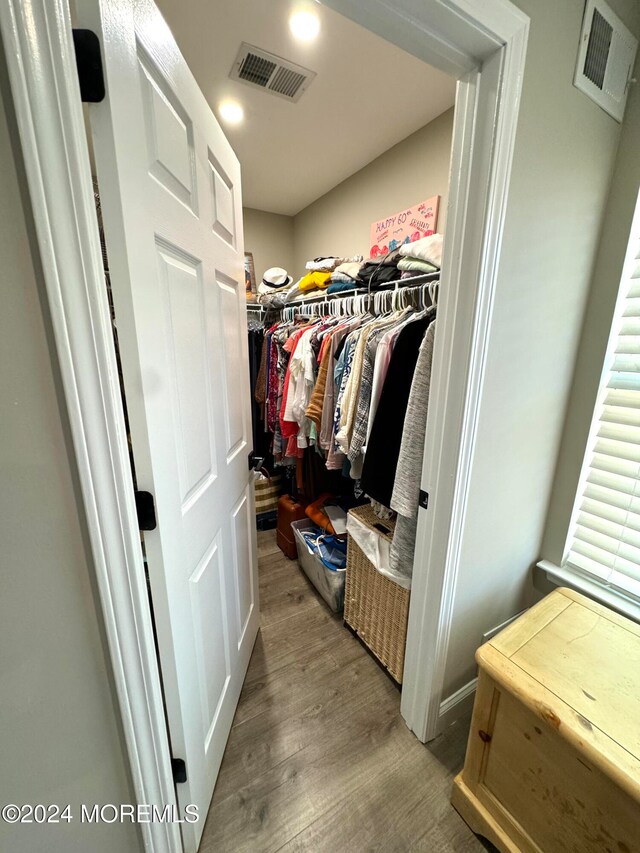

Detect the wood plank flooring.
[{"left": 200, "top": 530, "right": 489, "bottom": 853}]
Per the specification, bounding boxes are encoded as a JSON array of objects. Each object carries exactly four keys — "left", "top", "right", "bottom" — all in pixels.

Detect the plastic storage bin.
[{"left": 291, "top": 519, "right": 346, "bottom": 613}]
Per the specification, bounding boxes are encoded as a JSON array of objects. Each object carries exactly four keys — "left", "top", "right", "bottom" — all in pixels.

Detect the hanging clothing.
[
  {"left": 360, "top": 314, "right": 432, "bottom": 509},
  {"left": 254, "top": 332, "right": 268, "bottom": 419},
  {"left": 328, "top": 328, "right": 361, "bottom": 470},
  {"left": 306, "top": 335, "right": 333, "bottom": 431},
  {"left": 271, "top": 324, "right": 290, "bottom": 461},
  {"left": 247, "top": 276, "right": 438, "bottom": 525},
  {"left": 290, "top": 325, "right": 320, "bottom": 448},
  {"left": 319, "top": 322, "right": 354, "bottom": 451},
  {"left": 266, "top": 327, "right": 280, "bottom": 432},
  {"left": 248, "top": 326, "right": 272, "bottom": 464},
  {"left": 248, "top": 327, "right": 263, "bottom": 453},
  {"left": 347, "top": 309, "right": 418, "bottom": 479},
  {"left": 335, "top": 318, "right": 384, "bottom": 454},
  {"left": 389, "top": 321, "right": 437, "bottom": 577},
  {"left": 280, "top": 324, "right": 313, "bottom": 438},
  {"left": 337, "top": 314, "right": 399, "bottom": 457},
  {"left": 366, "top": 309, "right": 426, "bottom": 445}
]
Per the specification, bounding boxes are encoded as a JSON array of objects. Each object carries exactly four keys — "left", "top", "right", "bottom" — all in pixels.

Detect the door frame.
[
  {"left": 322, "top": 1, "right": 529, "bottom": 742},
  {"left": 0, "top": 0, "right": 528, "bottom": 849}
]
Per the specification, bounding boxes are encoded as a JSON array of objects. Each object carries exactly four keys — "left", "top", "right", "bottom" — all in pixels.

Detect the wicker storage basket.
[{"left": 344, "top": 505, "right": 410, "bottom": 683}]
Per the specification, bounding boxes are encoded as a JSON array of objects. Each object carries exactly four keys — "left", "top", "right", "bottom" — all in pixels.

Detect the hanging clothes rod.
[
  {"left": 246, "top": 270, "right": 440, "bottom": 312},
  {"left": 289, "top": 270, "right": 439, "bottom": 305},
  {"left": 279, "top": 278, "right": 439, "bottom": 322}
]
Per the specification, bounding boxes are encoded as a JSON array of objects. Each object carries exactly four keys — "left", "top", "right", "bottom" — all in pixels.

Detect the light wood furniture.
[{"left": 452, "top": 587, "right": 640, "bottom": 853}]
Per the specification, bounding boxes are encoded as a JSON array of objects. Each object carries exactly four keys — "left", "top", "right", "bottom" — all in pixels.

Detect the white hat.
[{"left": 259, "top": 267, "right": 293, "bottom": 295}]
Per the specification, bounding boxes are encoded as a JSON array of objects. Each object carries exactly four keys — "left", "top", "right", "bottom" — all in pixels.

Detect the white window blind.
[{"left": 565, "top": 191, "right": 640, "bottom": 602}]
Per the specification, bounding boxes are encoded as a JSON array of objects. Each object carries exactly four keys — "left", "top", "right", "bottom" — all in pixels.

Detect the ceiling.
[{"left": 156, "top": 0, "right": 456, "bottom": 216}]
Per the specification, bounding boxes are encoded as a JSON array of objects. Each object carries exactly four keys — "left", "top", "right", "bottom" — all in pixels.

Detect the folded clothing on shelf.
[
  {"left": 357, "top": 260, "right": 401, "bottom": 288},
  {"left": 398, "top": 233, "right": 443, "bottom": 268},
  {"left": 298, "top": 271, "right": 333, "bottom": 293},
  {"left": 306, "top": 255, "right": 364, "bottom": 272},
  {"left": 329, "top": 260, "right": 364, "bottom": 283},
  {"left": 397, "top": 257, "right": 439, "bottom": 274},
  {"left": 305, "top": 256, "right": 342, "bottom": 272},
  {"left": 326, "top": 280, "right": 363, "bottom": 295}
]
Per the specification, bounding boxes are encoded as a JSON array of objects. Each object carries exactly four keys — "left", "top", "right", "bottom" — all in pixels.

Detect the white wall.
[
  {"left": 441, "top": 0, "right": 640, "bottom": 701},
  {"left": 243, "top": 206, "right": 295, "bottom": 286},
  {"left": 243, "top": 110, "right": 454, "bottom": 283},
  {"left": 542, "top": 52, "right": 640, "bottom": 565},
  {"left": 0, "top": 54, "right": 141, "bottom": 853},
  {"left": 293, "top": 109, "right": 453, "bottom": 277}
]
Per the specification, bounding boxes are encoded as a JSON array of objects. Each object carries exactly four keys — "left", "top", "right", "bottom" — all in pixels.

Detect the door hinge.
[
  {"left": 135, "top": 491, "right": 157, "bottom": 531},
  {"left": 418, "top": 489, "right": 429, "bottom": 510},
  {"left": 171, "top": 758, "right": 187, "bottom": 784},
  {"left": 72, "top": 29, "right": 105, "bottom": 103}
]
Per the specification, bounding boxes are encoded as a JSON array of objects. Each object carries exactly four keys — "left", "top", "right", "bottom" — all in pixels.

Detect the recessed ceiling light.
[
  {"left": 289, "top": 9, "right": 320, "bottom": 42},
  {"left": 219, "top": 100, "right": 244, "bottom": 125}
]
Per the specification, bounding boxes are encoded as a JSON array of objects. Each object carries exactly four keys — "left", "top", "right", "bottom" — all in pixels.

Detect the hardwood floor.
[{"left": 200, "top": 530, "right": 488, "bottom": 853}]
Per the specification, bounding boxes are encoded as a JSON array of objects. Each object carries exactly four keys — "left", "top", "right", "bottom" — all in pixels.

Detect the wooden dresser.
[{"left": 452, "top": 587, "right": 640, "bottom": 853}]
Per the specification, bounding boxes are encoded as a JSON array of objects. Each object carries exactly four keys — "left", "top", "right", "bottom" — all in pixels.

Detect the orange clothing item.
[
  {"left": 305, "top": 493, "right": 337, "bottom": 535},
  {"left": 305, "top": 338, "right": 332, "bottom": 432}
]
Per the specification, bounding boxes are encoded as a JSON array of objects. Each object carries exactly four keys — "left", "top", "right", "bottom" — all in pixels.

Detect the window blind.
[{"left": 565, "top": 195, "right": 640, "bottom": 601}]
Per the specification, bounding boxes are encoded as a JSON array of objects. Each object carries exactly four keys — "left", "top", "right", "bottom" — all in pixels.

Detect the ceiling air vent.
[
  {"left": 230, "top": 43, "right": 316, "bottom": 103},
  {"left": 574, "top": 0, "right": 638, "bottom": 122}
]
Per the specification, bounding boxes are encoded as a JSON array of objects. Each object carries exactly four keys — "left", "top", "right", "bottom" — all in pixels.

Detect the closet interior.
[
  {"left": 225, "top": 0, "right": 457, "bottom": 698},
  {"left": 247, "top": 220, "right": 449, "bottom": 692}
]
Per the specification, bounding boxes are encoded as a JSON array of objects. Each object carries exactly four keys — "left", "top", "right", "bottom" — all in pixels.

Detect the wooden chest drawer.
[{"left": 452, "top": 587, "right": 640, "bottom": 853}]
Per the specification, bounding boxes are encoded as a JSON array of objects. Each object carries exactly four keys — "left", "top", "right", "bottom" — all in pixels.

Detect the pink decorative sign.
[{"left": 369, "top": 196, "right": 440, "bottom": 258}]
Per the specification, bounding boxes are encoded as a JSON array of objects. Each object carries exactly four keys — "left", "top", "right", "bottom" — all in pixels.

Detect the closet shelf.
[{"left": 246, "top": 270, "right": 440, "bottom": 312}]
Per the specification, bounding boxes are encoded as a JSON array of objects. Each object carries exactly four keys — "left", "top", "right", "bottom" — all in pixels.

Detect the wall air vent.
[
  {"left": 574, "top": 0, "right": 638, "bottom": 122},
  {"left": 230, "top": 43, "right": 316, "bottom": 103}
]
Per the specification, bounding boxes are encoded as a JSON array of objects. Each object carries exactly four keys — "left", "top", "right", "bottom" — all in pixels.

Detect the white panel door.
[{"left": 77, "top": 0, "right": 259, "bottom": 848}]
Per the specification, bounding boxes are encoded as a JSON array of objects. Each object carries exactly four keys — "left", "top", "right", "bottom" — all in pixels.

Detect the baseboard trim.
[{"left": 436, "top": 677, "right": 478, "bottom": 734}]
